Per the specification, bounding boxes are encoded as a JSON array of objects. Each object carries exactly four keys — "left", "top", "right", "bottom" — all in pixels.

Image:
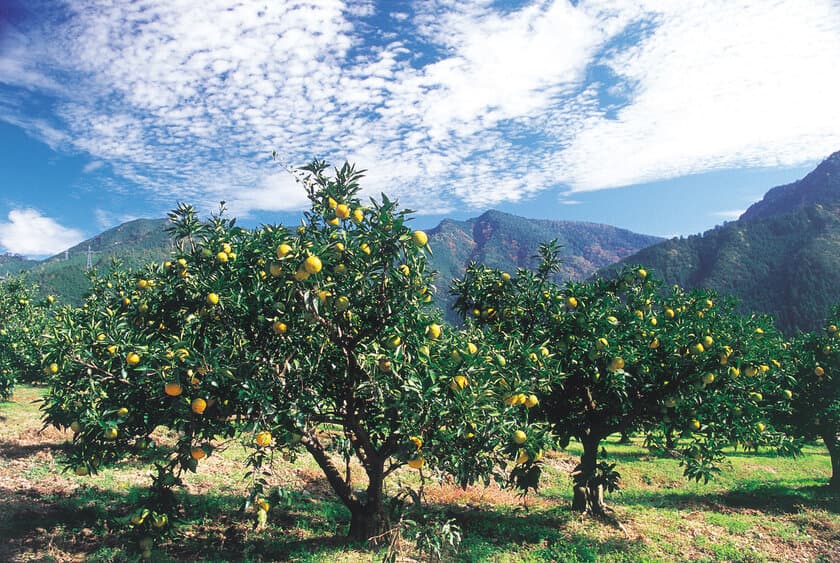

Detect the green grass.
[{"left": 2, "top": 386, "right": 838, "bottom": 562}]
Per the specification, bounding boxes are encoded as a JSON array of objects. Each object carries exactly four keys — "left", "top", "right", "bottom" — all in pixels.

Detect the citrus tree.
[
  {"left": 781, "top": 305, "right": 840, "bottom": 488},
  {"left": 41, "top": 161, "right": 550, "bottom": 552},
  {"left": 0, "top": 276, "right": 55, "bottom": 399},
  {"left": 452, "top": 246, "right": 795, "bottom": 515}
]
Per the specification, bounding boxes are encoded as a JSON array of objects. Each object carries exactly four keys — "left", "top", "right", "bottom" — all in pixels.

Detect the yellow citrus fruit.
[
  {"left": 74, "top": 465, "right": 89, "bottom": 476},
  {"left": 269, "top": 262, "right": 283, "bottom": 277},
  {"left": 608, "top": 357, "right": 625, "bottom": 372},
  {"left": 756, "top": 422, "right": 766, "bottom": 432},
  {"left": 164, "top": 382, "right": 183, "bottom": 397},
  {"left": 386, "top": 335, "right": 401, "bottom": 350},
  {"left": 294, "top": 268, "right": 310, "bottom": 281},
  {"left": 137, "top": 279, "right": 149, "bottom": 290},
  {"left": 513, "top": 430, "right": 527, "bottom": 444},
  {"left": 408, "top": 457, "right": 424, "bottom": 469},
  {"left": 126, "top": 352, "right": 141, "bottom": 366},
  {"left": 190, "top": 447, "right": 206, "bottom": 460},
  {"left": 450, "top": 375, "right": 468, "bottom": 391},
  {"left": 352, "top": 208, "right": 365, "bottom": 223},
  {"left": 117, "top": 407, "right": 129, "bottom": 418},
  {"left": 335, "top": 296, "right": 350, "bottom": 312},
  {"left": 327, "top": 197, "right": 337, "bottom": 209},
  {"left": 465, "top": 342, "right": 478, "bottom": 355},
  {"left": 152, "top": 514, "right": 168, "bottom": 528},
  {"left": 257, "top": 499, "right": 270, "bottom": 512},
  {"left": 702, "top": 372, "right": 715, "bottom": 385},
  {"left": 303, "top": 255, "right": 322, "bottom": 274},
  {"left": 277, "top": 243, "right": 292, "bottom": 258},
  {"left": 427, "top": 323, "right": 441, "bottom": 339},
  {"left": 216, "top": 251, "right": 229, "bottom": 263},
  {"left": 689, "top": 419, "right": 701, "bottom": 431},
  {"left": 596, "top": 337, "right": 609, "bottom": 350},
  {"left": 637, "top": 268, "right": 647, "bottom": 279},
  {"left": 703, "top": 335, "right": 714, "bottom": 347},
  {"left": 729, "top": 366, "right": 740, "bottom": 377},
  {"left": 815, "top": 366, "right": 825, "bottom": 377},
  {"left": 255, "top": 431, "right": 272, "bottom": 447},
  {"left": 191, "top": 398, "right": 207, "bottom": 414},
  {"left": 649, "top": 338, "right": 660, "bottom": 349},
  {"left": 335, "top": 204, "right": 350, "bottom": 219},
  {"left": 412, "top": 230, "right": 428, "bottom": 247},
  {"left": 206, "top": 293, "right": 220, "bottom": 306},
  {"left": 398, "top": 264, "right": 410, "bottom": 276},
  {"left": 515, "top": 450, "right": 529, "bottom": 465},
  {"left": 409, "top": 436, "right": 423, "bottom": 449},
  {"left": 566, "top": 296, "right": 578, "bottom": 308},
  {"left": 70, "top": 421, "right": 81, "bottom": 433},
  {"left": 782, "top": 389, "right": 793, "bottom": 399},
  {"left": 273, "top": 321, "right": 287, "bottom": 334},
  {"left": 104, "top": 427, "right": 118, "bottom": 440},
  {"left": 360, "top": 243, "right": 371, "bottom": 255},
  {"left": 524, "top": 394, "right": 539, "bottom": 408},
  {"left": 48, "top": 362, "right": 59, "bottom": 374},
  {"left": 665, "top": 308, "right": 675, "bottom": 319}
]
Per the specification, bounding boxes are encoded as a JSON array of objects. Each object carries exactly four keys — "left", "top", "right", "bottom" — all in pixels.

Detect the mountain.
[
  {"left": 25, "top": 218, "right": 172, "bottom": 303},
  {"left": 428, "top": 210, "right": 663, "bottom": 319},
  {"left": 607, "top": 151, "right": 840, "bottom": 334},
  {"left": 0, "top": 253, "right": 36, "bottom": 277}
]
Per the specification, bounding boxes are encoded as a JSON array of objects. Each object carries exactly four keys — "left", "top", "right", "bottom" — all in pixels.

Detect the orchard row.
[{"left": 0, "top": 161, "right": 837, "bottom": 555}]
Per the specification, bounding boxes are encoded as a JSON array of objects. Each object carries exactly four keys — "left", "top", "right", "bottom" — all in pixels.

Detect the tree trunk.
[
  {"left": 572, "top": 435, "right": 607, "bottom": 516},
  {"left": 665, "top": 428, "right": 676, "bottom": 451},
  {"left": 823, "top": 432, "right": 840, "bottom": 490},
  {"left": 348, "top": 463, "right": 391, "bottom": 542}
]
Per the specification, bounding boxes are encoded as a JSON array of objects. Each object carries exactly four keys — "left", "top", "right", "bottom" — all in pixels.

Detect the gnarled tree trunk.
[
  {"left": 348, "top": 463, "right": 391, "bottom": 542},
  {"left": 572, "top": 435, "right": 607, "bottom": 516}
]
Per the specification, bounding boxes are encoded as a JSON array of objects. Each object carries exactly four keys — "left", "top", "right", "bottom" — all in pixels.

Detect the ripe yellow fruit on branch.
[
  {"left": 206, "top": 293, "right": 220, "bottom": 306},
  {"left": 276, "top": 243, "right": 292, "bottom": 258},
  {"left": 327, "top": 197, "right": 338, "bottom": 209},
  {"left": 702, "top": 372, "right": 715, "bottom": 385},
  {"left": 427, "top": 323, "right": 442, "bottom": 339},
  {"left": 465, "top": 342, "right": 478, "bottom": 355},
  {"left": 352, "top": 208, "right": 365, "bottom": 223},
  {"left": 216, "top": 251, "right": 229, "bottom": 263},
  {"left": 608, "top": 357, "right": 625, "bottom": 372},
  {"left": 255, "top": 431, "right": 272, "bottom": 447},
  {"left": 412, "top": 230, "right": 428, "bottom": 247},
  {"left": 566, "top": 296, "right": 578, "bottom": 309},
  {"left": 409, "top": 436, "right": 423, "bottom": 450},
  {"left": 689, "top": 419, "right": 701, "bottom": 431},
  {"left": 191, "top": 447, "right": 206, "bottom": 460},
  {"left": 450, "top": 375, "right": 469, "bottom": 391},
  {"left": 164, "top": 382, "right": 183, "bottom": 397},
  {"left": 48, "top": 362, "right": 59, "bottom": 374},
  {"left": 408, "top": 457, "right": 424, "bottom": 469},
  {"left": 126, "top": 352, "right": 141, "bottom": 366},
  {"left": 815, "top": 366, "right": 825, "bottom": 377},
  {"left": 524, "top": 394, "right": 539, "bottom": 408},
  {"left": 104, "top": 427, "right": 118, "bottom": 440},
  {"left": 513, "top": 430, "right": 527, "bottom": 444},
  {"left": 303, "top": 255, "right": 322, "bottom": 274},
  {"left": 755, "top": 422, "right": 766, "bottom": 432},
  {"left": 117, "top": 407, "right": 129, "bottom": 418},
  {"left": 191, "top": 398, "right": 207, "bottom": 414},
  {"left": 269, "top": 262, "right": 283, "bottom": 276},
  {"left": 335, "top": 204, "right": 350, "bottom": 219}
]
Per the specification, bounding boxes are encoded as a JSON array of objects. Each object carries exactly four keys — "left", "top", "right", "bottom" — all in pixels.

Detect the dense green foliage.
[
  {"left": 780, "top": 306, "right": 840, "bottom": 487},
  {"left": 38, "top": 162, "right": 549, "bottom": 552},
  {"left": 0, "top": 277, "right": 55, "bottom": 399},
  {"left": 453, "top": 249, "right": 798, "bottom": 514}
]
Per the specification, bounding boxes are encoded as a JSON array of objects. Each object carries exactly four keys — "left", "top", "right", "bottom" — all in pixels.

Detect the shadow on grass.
[
  {"left": 0, "top": 438, "right": 71, "bottom": 460},
  {"left": 620, "top": 481, "right": 840, "bottom": 515}
]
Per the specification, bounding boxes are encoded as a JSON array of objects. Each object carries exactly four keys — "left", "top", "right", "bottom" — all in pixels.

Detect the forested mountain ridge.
[{"left": 608, "top": 152, "right": 840, "bottom": 334}]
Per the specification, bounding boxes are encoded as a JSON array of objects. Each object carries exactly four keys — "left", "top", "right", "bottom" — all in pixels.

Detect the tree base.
[{"left": 348, "top": 505, "right": 391, "bottom": 543}]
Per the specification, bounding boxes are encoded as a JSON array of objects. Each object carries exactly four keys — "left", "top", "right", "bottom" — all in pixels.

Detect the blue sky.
[{"left": 1, "top": 0, "right": 839, "bottom": 257}]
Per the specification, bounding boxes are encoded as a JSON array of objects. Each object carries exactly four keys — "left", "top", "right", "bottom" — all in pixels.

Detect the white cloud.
[
  {"left": 710, "top": 209, "right": 745, "bottom": 221},
  {"left": 0, "top": 0, "right": 838, "bottom": 215},
  {"left": 0, "top": 208, "right": 85, "bottom": 256},
  {"left": 83, "top": 160, "right": 104, "bottom": 173}
]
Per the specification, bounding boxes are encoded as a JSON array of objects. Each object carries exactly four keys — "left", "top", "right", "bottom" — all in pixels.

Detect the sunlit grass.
[{"left": 2, "top": 386, "right": 838, "bottom": 562}]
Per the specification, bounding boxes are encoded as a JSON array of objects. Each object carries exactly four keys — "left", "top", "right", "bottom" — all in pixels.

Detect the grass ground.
[{"left": 1, "top": 385, "right": 838, "bottom": 562}]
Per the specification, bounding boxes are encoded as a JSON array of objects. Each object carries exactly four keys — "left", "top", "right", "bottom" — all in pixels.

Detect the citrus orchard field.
[
  {"left": 0, "top": 161, "right": 839, "bottom": 561},
  {"left": 0, "top": 386, "right": 837, "bottom": 561}
]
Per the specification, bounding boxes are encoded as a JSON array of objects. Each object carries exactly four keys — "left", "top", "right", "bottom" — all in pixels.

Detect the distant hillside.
[
  {"left": 428, "top": 210, "right": 663, "bottom": 320},
  {"left": 28, "top": 218, "right": 172, "bottom": 304},
  {"left": 0, "top": 254, "right": 36, "bottom": 277},
  {"left": 608, "top": 151, "right": 840, "bottom": 334}
]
